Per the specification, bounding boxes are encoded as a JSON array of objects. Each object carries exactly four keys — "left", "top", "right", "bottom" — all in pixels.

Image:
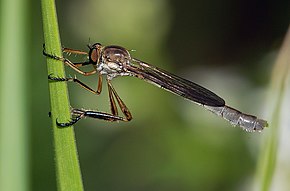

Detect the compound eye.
[
  {"left": 89, "top": 43, "right": 102, "bottom": 63},
  {"left": 90, "top": 48, "right": 99, "bottom": 63}
]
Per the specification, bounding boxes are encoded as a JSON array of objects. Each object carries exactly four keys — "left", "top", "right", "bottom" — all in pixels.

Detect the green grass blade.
[
  {"left": 255, "top": 26, "right": 290, "bottom": 191},
  {"left": 41, "top": 0, "right": 84, "bottom": 190},
  {"left": 0, "top": 0, "right": 29, "bottom": 190}
]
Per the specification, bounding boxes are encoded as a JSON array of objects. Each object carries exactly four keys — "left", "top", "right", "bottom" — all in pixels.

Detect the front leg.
[{"left": 43, "top": 44, "right": 96, "bottom": 76}]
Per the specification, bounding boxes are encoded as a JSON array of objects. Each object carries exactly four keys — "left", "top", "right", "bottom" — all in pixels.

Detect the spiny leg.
[
  {"left": 62, "top": 47, "right": 88, "bottom": 55},
  {"left": 48, "top": 74, "right": 103, "bottom": 95},
  {"left": 43, "top": 44, "right": 96, "bottom": 76},
  {"left": 108, "top": 81, "right": 118, "bottom": 116},
  {"left": 56, "top": 108, "right": 127, "bottom": 127},
  {"left": 107, "top": 80, "right": 132, "bottom": 121}
]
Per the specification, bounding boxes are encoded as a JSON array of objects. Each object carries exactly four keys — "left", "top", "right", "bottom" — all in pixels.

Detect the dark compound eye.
[
  {"left": 89, "top": 43, "right": 102, "bottom": 63},
  {"left": 90, "top": 48, "right": 99, "bottom": 63}
]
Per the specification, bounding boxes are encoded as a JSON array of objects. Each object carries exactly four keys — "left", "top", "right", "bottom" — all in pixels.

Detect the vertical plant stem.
[
  {"left": 0, "top": 0, "right": 29, "bottom": 190},
  {"left": 41, "top": 0, "right": 84, "bottom": 190},
  {"left": 255, "top": 26, "right": 290, "bottom": 191}
]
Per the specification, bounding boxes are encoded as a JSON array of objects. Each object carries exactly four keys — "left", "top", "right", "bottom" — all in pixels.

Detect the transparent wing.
[{"left": 128, "top": 58, "right": 225, "bottom": 107}]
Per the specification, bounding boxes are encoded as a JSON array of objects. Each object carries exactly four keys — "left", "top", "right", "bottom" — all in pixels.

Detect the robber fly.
[{"left": 43, "top": 43, "right": 268, "bottom": 132}]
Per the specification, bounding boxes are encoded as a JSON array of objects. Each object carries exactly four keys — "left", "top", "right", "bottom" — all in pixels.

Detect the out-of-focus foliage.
[{"left": 255, "top": 27, "right": 290, "bottom": 191}]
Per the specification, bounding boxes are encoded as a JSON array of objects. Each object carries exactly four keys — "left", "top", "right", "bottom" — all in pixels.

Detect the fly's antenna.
[{"left": 87, "top": 37, "right": 92, "bottom": 49}]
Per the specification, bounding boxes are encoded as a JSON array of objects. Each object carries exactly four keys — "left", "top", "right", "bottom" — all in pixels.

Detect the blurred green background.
[{"left": 1, "top": 0, "right": 290, "bottom": 190}]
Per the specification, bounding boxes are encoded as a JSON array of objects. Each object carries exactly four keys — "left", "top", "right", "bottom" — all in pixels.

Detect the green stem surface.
[{"left": 41, "top": 0, "right": 84, "bottom": 190}]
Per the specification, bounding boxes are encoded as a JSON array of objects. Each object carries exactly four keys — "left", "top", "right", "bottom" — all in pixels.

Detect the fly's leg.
[
  {"left": 62, "top": 47, "right": 88, "bottom": 56},
  {"left": 53, "top": 78, "right": 132, "bottom": 126},
  {"left": 56, "top": 108, "right": 127, "bottom": 127},
  {"left": 107, "top": 79, "right": 133, "bottom": 121},
  {"left": 107, "top": 80, "right": 118, "bottom": 116},
  {"left": 48, "top": 74, "right": 103, "bottom": 94},
  {"left": 43, "top": 44, "right": 96, "bottom": 76}
]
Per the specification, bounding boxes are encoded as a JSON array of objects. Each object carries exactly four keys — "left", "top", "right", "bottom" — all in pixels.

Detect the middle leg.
[{"left": 48, "top": 74, "right": 103, "bottom": 95}]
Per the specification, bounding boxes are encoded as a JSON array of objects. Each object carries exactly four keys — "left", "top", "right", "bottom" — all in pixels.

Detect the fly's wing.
[{"left": 128, "top": 58, "right": 225, "bottom": 107}]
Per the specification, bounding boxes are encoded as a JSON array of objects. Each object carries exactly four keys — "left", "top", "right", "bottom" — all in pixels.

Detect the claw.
[
  {"left": 48, "top": 73, "right": 54, "bottom": 80},
  {"left": 56, "top": 116, "right": 81, "bottom": 127}
]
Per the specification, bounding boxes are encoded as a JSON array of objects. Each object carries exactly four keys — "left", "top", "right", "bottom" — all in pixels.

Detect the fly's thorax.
[{"left": 96, "top": 45, "right": 132, "bottom": 79}]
